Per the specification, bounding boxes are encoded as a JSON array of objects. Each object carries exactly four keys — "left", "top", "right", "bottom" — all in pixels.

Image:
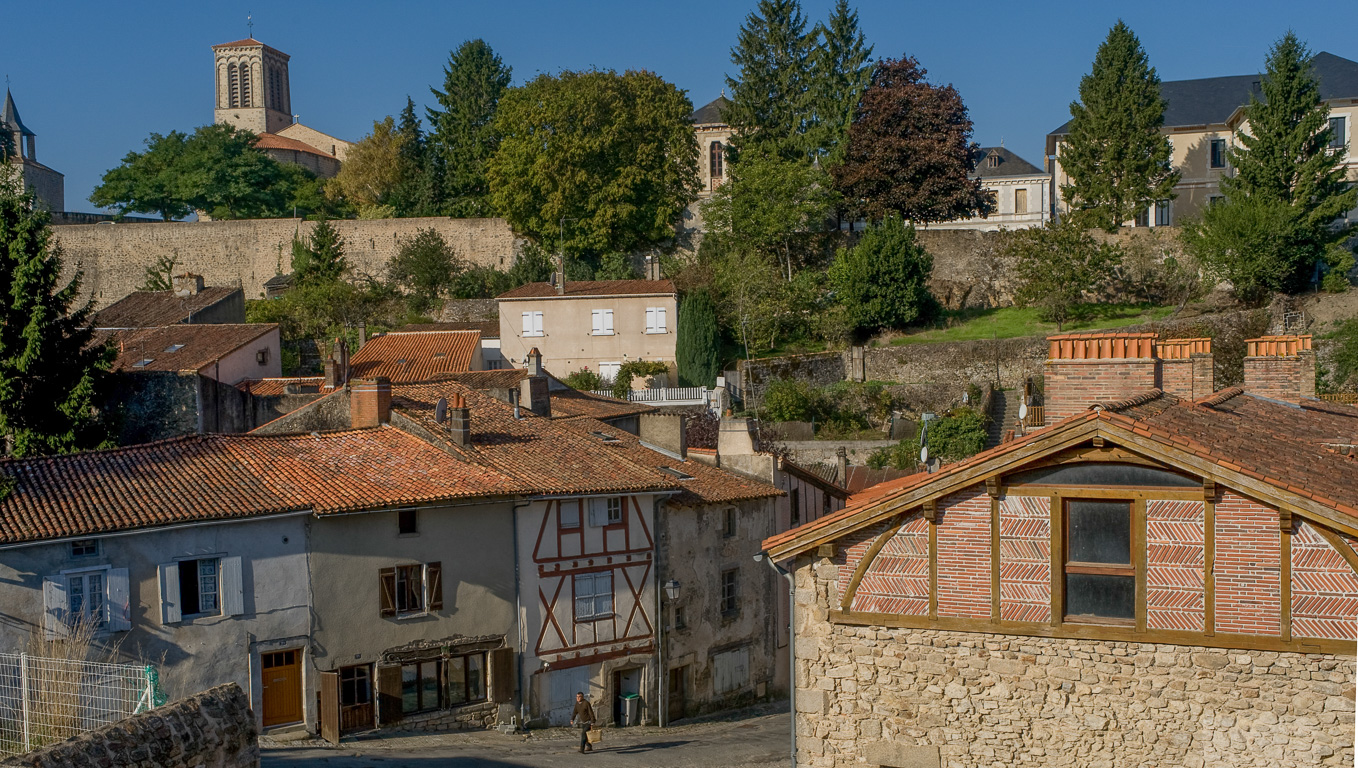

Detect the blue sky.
[{"left": 6, "top": 1, "right": 1353, "bottom": 213}]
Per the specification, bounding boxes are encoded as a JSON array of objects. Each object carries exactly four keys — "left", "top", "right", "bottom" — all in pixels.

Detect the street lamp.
[{"left": 663, "top": 579, "right": 681, "bottom": 601}]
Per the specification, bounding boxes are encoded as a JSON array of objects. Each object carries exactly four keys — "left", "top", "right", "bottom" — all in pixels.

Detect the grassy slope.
[{"left": 886, "top": 303, "right": 1177, "bottom": 346}]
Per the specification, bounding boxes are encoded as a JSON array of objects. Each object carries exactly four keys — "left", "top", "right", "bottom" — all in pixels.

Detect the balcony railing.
[{"left": 589, "top": 387, "right": 709, "bottom": 406}]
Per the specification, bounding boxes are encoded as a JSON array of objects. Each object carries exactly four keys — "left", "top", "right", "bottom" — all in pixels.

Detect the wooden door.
[
  {"left": 667, "top": 666, "right": 687, "bottom": 722},
  {"left": 319, "top": 671, "right": 340, "bottom": 745},
  {"left": 338, "top": 664, "right": 374, "bottom": 733},
  {"left": 261, "top": 649, "right": 303, "bottom": 727}
]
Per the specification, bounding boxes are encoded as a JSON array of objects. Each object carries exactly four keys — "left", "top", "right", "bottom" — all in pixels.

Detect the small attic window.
[
  {"left": 432, "top": 351, "right": 447, "bottom": 358},
  {"left": 132, "top": 358, "right": 154, "bottom": 368},
  {"left": 164, "top": 344, "right": 184, "bottom": 353},
  {"left": 659, "top": 466, "right": 695, "bottom": 480},
  {"left": 590, "top": 430, "right": 621, "bottom": 444},
  {"left": 987, "top": 154, "right": 1001, "bottom": 169},
  {"left": 396, "top": 358, "right": 409, "bottom": 365}
]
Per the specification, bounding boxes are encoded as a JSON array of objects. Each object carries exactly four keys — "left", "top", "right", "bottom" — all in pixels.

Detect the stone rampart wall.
[
  {"left": 3, "top": 683, "right": 258, "bottom": 768},
  {"left": 53, "top": 217, "right": 520, "bottom": 308}
]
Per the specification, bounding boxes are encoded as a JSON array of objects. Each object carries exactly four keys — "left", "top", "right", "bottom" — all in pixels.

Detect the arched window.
[
  {"left": 239, "top": 63, "right": 252, "bottom": 108},
  {"left": 709, "top": 141, "right": 724, "bottom": 188},
  {"left": 228, "top": 63, "right": 241, "bottom": 108}
]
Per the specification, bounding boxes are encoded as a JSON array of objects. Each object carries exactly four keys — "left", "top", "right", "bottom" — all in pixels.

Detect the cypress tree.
[
  {"left": 0, "top": 173, "right": 113, "bottom": 457},
  {"left": 808, "top": 0, "right": 873, "bottom": 164},
  {"left": 428, "top": 39, "right": 513, "bottom": 217},
  {"left": 676, "top": 290, "right": 722, "bottom": 388},
  {"left": 724, "top": 0, "right": 814, "bottom": 163},
  {"left": 1061, "top": 21, "right": 1178, "bottom": 231}
]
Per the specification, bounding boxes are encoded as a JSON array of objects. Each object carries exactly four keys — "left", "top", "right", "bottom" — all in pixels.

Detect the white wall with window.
[
  {"left": 591, "top": 309, "right": 615, "bottom": 336},
  {"left": 644, "top": 307, "right": 668, "bottom": 335},
  {"left": 521, "top": 311, "right": 544, "bottom": 337}
]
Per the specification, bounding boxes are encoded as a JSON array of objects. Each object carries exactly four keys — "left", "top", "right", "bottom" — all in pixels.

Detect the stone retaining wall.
[
  {"left": 396, "top": 701, "right": 498, "bottom": 731},
  {"left": 794, "top": 558, "right": 1356, "bottom": 768},
  {"left": 3, "top": 683, "right": 258, "bottom": 768}
]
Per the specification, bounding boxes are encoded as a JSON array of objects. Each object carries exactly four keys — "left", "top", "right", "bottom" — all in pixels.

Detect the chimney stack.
[
  {"left": 836, "top": 446, "right": 848, "bottom": 486},
  {"left": 172, "top": 273, "right": 205, "bottom": 297},
  {"left": 555, "top": 258, "right": 566, "bottom": 296},
  {"left": 1243, "top": 335, "right": 1315, "bottom": 405},
  {"left": 1154, "top": 338, "right": 1214, "bottom": 400},
  {"left": 526, "top": 347, "right": 543, "bottom": 378},
  {"left": 448, "top": 393, "right": 471, "bottom": 448},
  {"left": 323, "top": 359, "right": 338, "bottom": 389},
  {"left": 350, "top": 377, "right": 392, "bottom": 428},
  {"left": 1043, "top": 332, "right": 1158, "bottom": 424}
]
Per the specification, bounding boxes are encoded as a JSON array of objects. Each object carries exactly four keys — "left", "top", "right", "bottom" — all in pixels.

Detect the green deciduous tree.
[
  {"left": 1180, "top": 195, "right": 1304, "bottom": 304},
  {"left": 833, "top": 55, "right": 993, "bottom": 224},
  {"left": 807, "top": 0, "right": 873, "bottom": 164},
  {"left": 88, "top": 131, "right": 194, "bottom": 220},
  {"left": 724, "top": 0, "right": 815, "bottom": 163},
  {"left": 428, "top": 39, "right": 513, "bottom": 218},
  {"left": 0, "top": 174, "right": 113, "bottom": 456},
  {"left": 676, "top": 289, "right": 721, "bottom": 387},
  {"left": 828, "top": 215, "right": 938, "bottom": 334},
  {"left": 1006, "top": 220, "right": 1122, "bottom": 330},
  {"left": 1060, "top": 21, "right": 1178, "bottom": 231},
  {"left": 328, "top": 117, "right": 404, "bottom": 217},
  {"left": 487, "top": 69, "right": 699, "bottom": 257},
  {"left": 387, "top": 229, "right": 462, "bottom": 314}
]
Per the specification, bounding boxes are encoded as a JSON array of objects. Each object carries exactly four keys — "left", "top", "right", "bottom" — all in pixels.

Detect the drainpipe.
[
  {"left": 755, "top": 551, "right": 795, "bottom": 768},
  {"left": 654, "top": 496, "right": 666, "bottom": 728},
  {"left": 512, "top": 500, "right": 531, "bottom": 728}
]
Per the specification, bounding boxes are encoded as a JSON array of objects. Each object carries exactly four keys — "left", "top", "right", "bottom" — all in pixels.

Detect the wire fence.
[{"left": 0, "top": 653, "right": 161, "bottom": 756}]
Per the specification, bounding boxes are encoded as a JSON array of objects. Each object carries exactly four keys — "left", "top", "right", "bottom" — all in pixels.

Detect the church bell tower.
[{"left": 212, "top": 36, "right": 293, "bottom": 135}]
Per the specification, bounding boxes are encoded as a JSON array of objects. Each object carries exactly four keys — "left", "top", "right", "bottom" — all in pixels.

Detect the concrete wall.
[
  {"left": 3, "top": 683, "right": 258, "bottom": 768},
  {"left": 499, "top": 293, "right": 678, "bottom": 377},
  {"left": 0, "top": 515, "right": 312, "bottom": 727},
  {"left": 53, "top": 217, "right": 519, "bottom": 308},
  {"left": 203, "top": 327, "right": 282, "bottom": 384}
]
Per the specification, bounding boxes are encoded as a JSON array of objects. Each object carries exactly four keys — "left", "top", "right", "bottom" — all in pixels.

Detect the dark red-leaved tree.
[{"left": 832, "top": 56, "right": 993, "bottom": 223}]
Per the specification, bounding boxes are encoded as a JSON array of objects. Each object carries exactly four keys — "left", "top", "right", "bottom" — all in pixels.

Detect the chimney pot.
[
  {"left": 350, "top": 377, "right": 392, "bottom": 428},
  {"left": 1242, "top": 335, "right": 1315, "bottom": 405},
  {"left": 172, "top": 273, "right": 205, "bottom": 297},
  {"left": 448, "top": 393, "right": 472, "bottom": 447}
]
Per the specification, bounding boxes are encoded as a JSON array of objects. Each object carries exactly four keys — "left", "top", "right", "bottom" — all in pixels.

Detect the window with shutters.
[
  {"left": 46, "top": 566, "right": 130, "bottom": 637},
  {"left": 179, "top": 558, "right": 220, "bottom": 617},
  {"left": 587, "top": 496, "right": 623, "bottom": 527},
  {"left": 157, "top": 557, "right": 241, "bottom": 625},
  {"left": 591, "top": 309, "right": 615, "bottom": 336},
  {"left": 560, "top": 500, "right": 581, "bottom": 529},
  {"left": 447, "top": 651, "right": 487, "bottom": 706},
  {"left": 521, "top": 311, "right": 544, "bottom": 337},
  {"left": 1064, "top": 499, "right": 1135, "bottom": 624},
  {"left": 1014, "top": 188, "right": 1028, "bottom": 214},
  {"left": 645, "top": 307, "right": 668, "bottom": 334},
  {"left": 379, "top": 562, "right": 443, "bottom": 619},
  {"left": 396, "top": 565, "right": 424, "bottom": 615},
  {"left": 573, "top": 571, "right": 614, "bottom": 622},
  {"left": 67, "top": 570, "right": 107, "bottom": 630}
]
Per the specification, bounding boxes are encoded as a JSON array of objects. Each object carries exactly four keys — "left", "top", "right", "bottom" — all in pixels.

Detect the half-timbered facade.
[{"left": 762, "top": 333, "right": 1358, "bottom": 768}]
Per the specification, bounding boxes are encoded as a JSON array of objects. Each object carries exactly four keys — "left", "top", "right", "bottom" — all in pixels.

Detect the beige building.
[
  {"left": 929, "top": 146, "right": 1052, "bottom": 231},
  {"left": 1047, "top": 51, "right": 1358, "bottom": 227},
  {"left": 2, "top": 88, "right": 63, "bottom": 211},
  {"left": 212, "top": 37, "right": 350, "bottom": 178},
  {"left": 497, "top": 280, "right": 679, "bottom": 384}
]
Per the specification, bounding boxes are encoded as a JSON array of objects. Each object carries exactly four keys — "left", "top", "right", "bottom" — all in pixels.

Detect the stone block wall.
[
  {"left": 397, "top": 701, "right": 498, "bottom": 732},
  {"left": 3, "top": 683, "right": 258, "bottom": 768},
  {"left": 795, "top": 558, "right": 1356, "bottom": 768}
]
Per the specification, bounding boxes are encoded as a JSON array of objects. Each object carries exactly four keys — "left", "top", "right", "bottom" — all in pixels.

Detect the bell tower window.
[
  {"left": 709, "top": 141, "right": 724, "bottom": 189},
  {"left": 228, "top": 63, "right": 241, "bottom": 108},
  {"left": 239, "top": 64, "right": 252, "bottom": 108}
]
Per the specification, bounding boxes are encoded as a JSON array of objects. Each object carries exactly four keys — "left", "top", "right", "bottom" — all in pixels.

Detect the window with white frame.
[
  {"left": 588, "top": 497, "right": 624, "bottom": 527},
  {"left": 573, "top": 571, "right": 613, "bottom": 621},
  {"left": 67, "top": 571, "right": 107, "bottom": 630},
  {"left": 1330, "top": 116, "right": 1348, "bottom": 152},
  {"left": 521, "top": 311, "right": 544, "bottom": 337},
  {"left": 645, "top": 307, "right": 668, "bottom": 334},
  {"left": 43, "top": 566, "right": 130, "bottom": 638},
  {"left": 157, "top": 556, "right": 243, "bottom": 624},
  {"left": 591, "top": 309, "right": 615, "bottom": 336},
  {"left": 180, "top": 558, "right": 220, "bottom": 617}
]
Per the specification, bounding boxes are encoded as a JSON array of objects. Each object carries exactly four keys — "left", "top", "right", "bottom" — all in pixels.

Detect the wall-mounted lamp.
[{"left": 663, "top": 579, "right": 681, "bottom": 601}]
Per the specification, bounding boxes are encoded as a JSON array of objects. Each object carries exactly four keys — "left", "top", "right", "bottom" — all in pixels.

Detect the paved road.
[{"left": 262, "top": 709, "right": 789, "bottom": 768}]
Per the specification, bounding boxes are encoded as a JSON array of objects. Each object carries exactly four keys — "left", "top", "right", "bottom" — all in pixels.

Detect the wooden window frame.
[
  {"left": 397, "top": 509, "right": 418, "bottom": 536},
  {"left": 401, "top": 659, "right": 442, "bottom": 714},
  {"left": 720, "top": 568, "right": 739, "bottom": 617},
  {"left": 1061, "top": 498, "right": 1136, "bottom": 627},
  {"left": 573, "top": 571, "right": 614, "bottom": 623},
  {"left": 446, "top": 651, "right": 488, "bottom": 707}
]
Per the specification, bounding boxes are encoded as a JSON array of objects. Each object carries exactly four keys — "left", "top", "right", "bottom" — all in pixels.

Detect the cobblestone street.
[{"left": 261, "top": 706, "right": 789, "bottom": 768}]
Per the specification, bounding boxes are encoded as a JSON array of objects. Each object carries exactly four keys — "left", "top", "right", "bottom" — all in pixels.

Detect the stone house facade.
[
  {"left": 928, "top": 147, "right": 1052, "bottom": 231},
  {"left": 762, "top": 332, "right": 1358, "bottom": 768},
  {"left": 2, "top": 88, "right": 63, "bottom": 212}
]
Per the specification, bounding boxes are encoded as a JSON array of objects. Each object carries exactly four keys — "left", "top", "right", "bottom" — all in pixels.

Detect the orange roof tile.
[
  {"left": 237, "top": 377, "right": 326, "bottom": 396},
  {"left": 101, "top": 324, "right": 277, "bottom": 374},
  {"left": 497, "top": 280, "right": 676, "bottom": 300},
  {"left": 255, "top": 132, "right": 334, "bottom": 158},
  {"left": 349, "top": 331, "right": 481, "bottom": 383}
]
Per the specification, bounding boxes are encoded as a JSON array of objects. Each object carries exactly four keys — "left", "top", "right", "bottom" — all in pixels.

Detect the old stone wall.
[
  {"left": 53, "top": 217, "right": 520, "bottom": 308},
  {"left": 795, "top": 559, "right": 1356, "bottom": 768},
  {"left": 396, "top": 701, "right": 498, "bottom": 731},
  {"left": 3, "top": 683, "right": 258, "bottom": 768}
]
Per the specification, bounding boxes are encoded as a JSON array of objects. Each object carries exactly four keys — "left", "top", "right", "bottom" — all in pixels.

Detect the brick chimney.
[
  {"left": 836, "top": 446, "right": 849, "bottom": 486},
  {"left": 1044, "top": 332, "right": 1158, "bottom": 425},
  {"left": 526, "top": 347, "right": 543, "bottom": 378},
  {"left": 350, "top": 377, "right": 392, "bottom": 428},
  {"left": 1154, "top": 338, "right": 1214, "bottom": 400},
  {"left": 447, "top": 393, "right": 471, "bottom": 448},
  {"left": 172, "top": 273, "right": 204, "bottom": 297},
  {"left": 1243, "top": 335, "right": 1316, "bottom": 405}
]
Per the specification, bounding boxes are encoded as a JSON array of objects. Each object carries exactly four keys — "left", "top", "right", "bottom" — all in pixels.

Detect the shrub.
[
  {"left": 926, "top": 407, "right": 989, "bottom": 462},
  {"left": 762, "top": 379, "right": 821, "bottom": 423},
  {"left": 611, "top": 360, "right": 670, "bottom": 399},
  {"left": 828, "top": 215, "right": 939, "bottom": 335},
  {"left": 563, "top": 367, "right": 605, "bottom": 391}
]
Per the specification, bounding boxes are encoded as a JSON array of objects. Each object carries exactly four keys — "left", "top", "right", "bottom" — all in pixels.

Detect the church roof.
[
  {"left": 211, "top": 37, "right": 290, "bottom": 59},
  {"left": 2, "top": 89, "right": 34, "bottom": 137},
  {"left": 690, "top": 96, "right": 730, "bottom": 126},
  {"left": 256, "top": 132, "right": 334, "bottom": 159}
]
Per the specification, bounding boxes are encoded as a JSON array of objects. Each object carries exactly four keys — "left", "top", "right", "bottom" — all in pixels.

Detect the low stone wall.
[
  {"left": 795, "top": 560, "right": 1355, "bottom": 768},
  {"left": 739, "top": 351, "right": 847, "bottom": 396},
  {"left": 396, "top": 701, "right": 498, "bottom": 732},
  {"left": 864, "top": 337, "right": 1048, "bottom": 392},
  {"left": 3, "top": 683, "right": 258, "bottom": 768},
  {"left": 782, "top": 439, "right": 896, "bottom": 466}
]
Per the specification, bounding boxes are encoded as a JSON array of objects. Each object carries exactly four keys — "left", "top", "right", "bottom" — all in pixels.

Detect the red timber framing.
[
  {"left": 815, "top": 433, "right": 1358, "bottom": 656},
  {"left": 532, "top": 495, "right": 655, "bottom": 664}
]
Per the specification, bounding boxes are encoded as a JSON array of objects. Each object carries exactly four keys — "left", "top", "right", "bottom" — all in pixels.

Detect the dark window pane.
[
  {"left": 1009, "top": 463, "right": 1198, "bottom": 488},
  {"left": 448, "top": 657, "right": 467, "bottom": 705},
  {"left": 179, "top": 560, "right": 201, "bottom": 616},
  {"left": 1067, "top": 500, "right": 1131, "bottom": 564},
  {"left": 421, "top": 662, "right": 440, "bottom": 709},
  {"left": 402, "top": 665, "right": 419, "bottom": 712},
  {"left": 1066, "top": 573, "right": 1135, "bottom": 619},
  {"left": 468, "top": 654, "right": 485, "bottom": 701}
]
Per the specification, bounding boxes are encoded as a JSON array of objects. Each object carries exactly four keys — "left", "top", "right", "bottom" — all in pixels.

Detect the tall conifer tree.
[
  {"left": 724, "top": 0, "right": 814, "bottom": 163},
  {"left": 808, "top": 0, "right": 873, "bottom": 164},
  {"left": 390, "top": 97, "right": 429, "bottom": 217},
  {"left": 0, "top": 174, "right": 112, "bottom": 457},
  {"left": 676, "top": 290, "right": 721, "bottom": 387},
  {"left": 1061, "top": 21, "right": 1178, "bottom": 231},
  {"left": 428, "top": 39, "right": 512, "bottom": 217}
]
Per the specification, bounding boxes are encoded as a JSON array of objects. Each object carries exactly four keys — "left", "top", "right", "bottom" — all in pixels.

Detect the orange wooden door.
[{"left": 261, "top": 649, "right": 303, "bottom": 727}]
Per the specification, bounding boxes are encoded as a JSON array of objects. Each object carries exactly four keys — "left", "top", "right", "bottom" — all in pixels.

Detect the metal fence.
[
  {"left": 0, "top": 653, "right": 160, "bottom": 756},
  {"left": 589, "top": 387, "right": 709, "bottom": 406}
]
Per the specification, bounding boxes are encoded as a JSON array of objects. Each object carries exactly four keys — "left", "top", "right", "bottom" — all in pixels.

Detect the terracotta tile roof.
[
  {"left": 548, "top": 389, "right": 656, "bottom": 421},
  {"left": 842, "top": 465, "right": 919, "bottom": 493},
  {"left": 397, "top": 321, "right": 499, "bottom": 339},
  {"left": 0, "top": 428, "right": 517, "bottom": 545},
  {"left": 93, "top": 287, "right": 241, "bottom": 329},
  {"left": 100, "top": 324, "right": 277, "bottom": 375},
  {"left": 497, "top": 280, "right": 677, "bottom": 300},
  {"left": 349, "top": 331, "right": 480, "bottom": 383},
  {"left": 256, "top": 132, "right": 334, "bottom": 159},
  {"left": 237, "top": 376, "right": 326, "bottom": 396},
  {"left": 763, "top": 388, "right": 1358, "bottom": 557}
]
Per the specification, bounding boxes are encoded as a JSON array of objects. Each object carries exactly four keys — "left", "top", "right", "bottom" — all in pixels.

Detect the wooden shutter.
[
  {"left": 592, "top": 310, "right": 604, "bottom": 335},
  {"left": 379, "top": 567, "right": 396, "bottom": 617},
  {"left": 603, "top": 310, "right": 614, "bottom": 334},
  {"left": 490, "top": 647, "right": 515, "bottom": 704},
  {"left": 656, "top": 308, "right": 667, "bottom": 333},
  {"left": 319, "top": 670, "right": 340, "bottom": 745},
  {"left": 426, "top": 562, "right": 443, "bottom": 611},
  {"left": 42, "top": 576, "right": 68, "bottom": 640},
  {"left": 645, "top": 307, "right": 657, "bottom": 332},
  {"left": 106, "top": 568, "right": 131, "bottom": 632},
  {"left": 158, "top": 562, "right": 181, "bottom": 625},
  {"left": 522, "top": 312, "right": 533, "bottom": 336},
  {"left": 376, "top": 664, "right": 403, "bottom": 725},
  {"left": 533, "top": 312, "right": 543, "bottom": 335},
  {"left": 220, "top": 556, "right": 244, "bottom": 616}
]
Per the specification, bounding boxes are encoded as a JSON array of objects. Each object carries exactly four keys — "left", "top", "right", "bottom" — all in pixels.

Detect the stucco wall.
[{"left": 499, "top": 294, "right": 678, "bottom": 377}]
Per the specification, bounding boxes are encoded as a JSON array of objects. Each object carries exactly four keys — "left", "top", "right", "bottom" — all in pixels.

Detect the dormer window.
[{"left": 987, "top": 154, "right": 1001, "bottom": 169}]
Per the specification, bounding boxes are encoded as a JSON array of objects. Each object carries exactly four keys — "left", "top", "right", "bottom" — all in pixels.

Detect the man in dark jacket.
[{"left": 570, "top": 691, "right": 596, "bottom": 753}]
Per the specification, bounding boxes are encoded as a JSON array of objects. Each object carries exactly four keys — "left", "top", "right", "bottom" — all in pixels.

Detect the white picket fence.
[
  {"left": 589, "top": 387, "right": 709, "bottom": 406},
  {"left": 0, "top": 653, "right": 159, "bottom": 756}
]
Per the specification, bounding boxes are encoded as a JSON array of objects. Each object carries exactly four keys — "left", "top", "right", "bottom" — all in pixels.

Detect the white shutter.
[
  {"left": 522, "top": 312, "right": 533, "bottom": 336},
  {"left": 592, "top": 310, "right": 604, "bottom": 335},
  {"left": 158, "top": 562, "right": 181, "bottom": 625},
  {"left": 533, "top": 312, "right": 543, "bottom": 336},
  {"left": 42, "top": 576, "right": 69, "bottom": 640},
  {"left": 656, "top": 308, "right": 667, "bottom": 333},
  {"left": 220, "top": 556, "right": 244, "bottom": 617},
  {"left": 588, "top": 498, "right": 604, "bottom": 527},
  {"left": 106, "top": 568, "right": 131, "bottom": 632},
  {"left": 603, "top": 310, "right": 614, "bottom": 334},
  {"left": 645, "top": 307, "right": 657, "bottom": 333}
]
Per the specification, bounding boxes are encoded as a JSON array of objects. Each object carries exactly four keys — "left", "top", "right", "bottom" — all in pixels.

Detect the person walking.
[{"left": 570, "top": 691, "right": 596, "bottom": 753}]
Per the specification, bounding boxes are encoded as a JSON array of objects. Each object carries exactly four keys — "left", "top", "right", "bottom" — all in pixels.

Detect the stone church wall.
[{"left": 53, "top": 217, "right": 521, "bottom": 308}]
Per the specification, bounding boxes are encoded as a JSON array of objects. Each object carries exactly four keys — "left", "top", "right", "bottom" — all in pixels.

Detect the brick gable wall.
[
  {"left": 849, "top": 515, "right": 929, "bottom": 616},
  {"left": 935, "top": 488, "right": 992, "bottom": 619},
  {"left": 998, "top": 495, "right": 1051, "bottom": 622},
  {"left": 1215, "top": 492, "right": 1281, "bottom": 636},
  {"left": 1291, "top": 521, "right": 1358, "bottom": 641},
  {"left": 1146, "top": 499, "right": 1206, "bottom": 632}
]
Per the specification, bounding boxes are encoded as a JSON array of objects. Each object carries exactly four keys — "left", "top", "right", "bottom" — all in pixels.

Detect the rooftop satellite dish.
[
  {"left": 434, "top": 397, "right": 448, "bottom": 424},
  {"left": 919, "top": 445, "right": 929, "bottom": 465},
  {"left": 1018, "top": 402, "right": 1029, "bottom": 421}
]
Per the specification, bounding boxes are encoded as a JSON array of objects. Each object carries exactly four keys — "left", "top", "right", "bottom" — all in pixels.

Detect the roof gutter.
[{"left": 0, "top": 508, "right": 316, "bottom": 552}]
